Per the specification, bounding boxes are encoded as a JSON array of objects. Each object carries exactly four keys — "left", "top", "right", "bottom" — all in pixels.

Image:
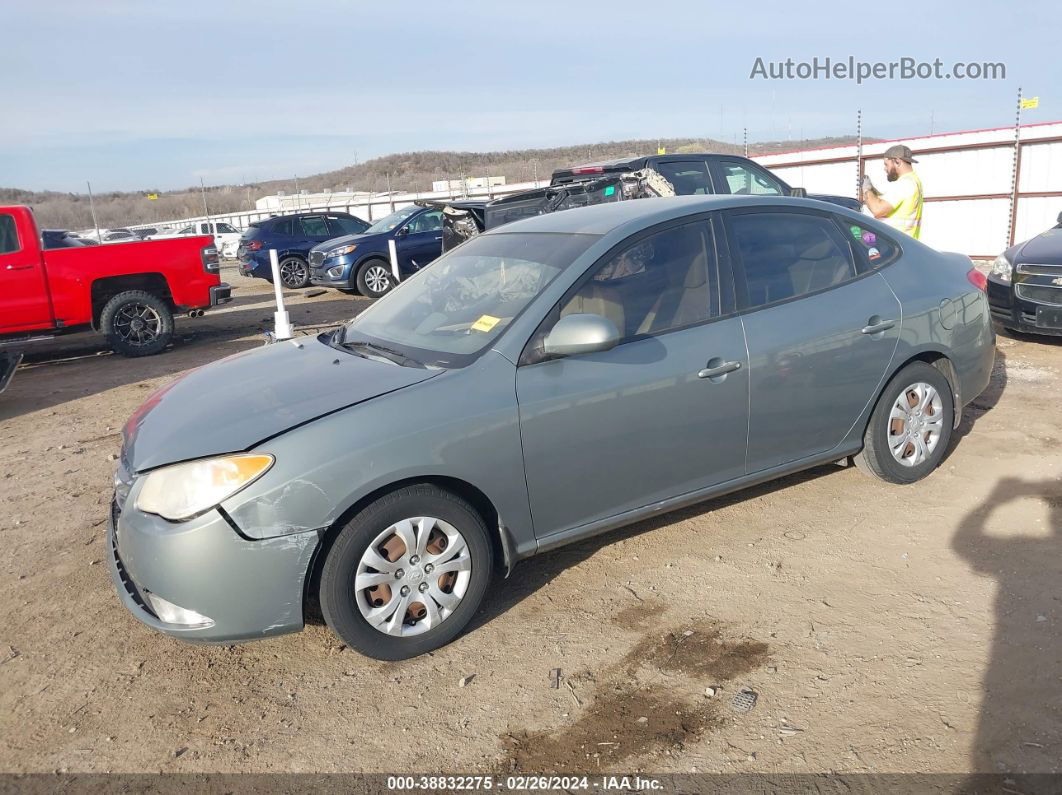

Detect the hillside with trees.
[{"left": 5, "top": 135, "right": 869, "bottom": 230}]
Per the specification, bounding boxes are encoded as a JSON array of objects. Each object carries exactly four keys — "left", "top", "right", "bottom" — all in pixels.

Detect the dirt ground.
[{"left": 1, "top": 265, "right": 1061, "bottom": 776}]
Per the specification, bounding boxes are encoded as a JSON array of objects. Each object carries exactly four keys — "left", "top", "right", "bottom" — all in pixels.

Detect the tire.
[
  {"left": 278, "top": 255, "right": 310, "bottom": 289},
  {"left": 355, "top": 259, "right": 395, "bottom": 299},
  {"left": 99, "top": 290, "right": 174, "bottom": 357},
  {"left": 855, "top": 362, "right": 954, "bottom": 484},
  {"left": 320, "top": 485, "right": 493, "bottom": 660}
]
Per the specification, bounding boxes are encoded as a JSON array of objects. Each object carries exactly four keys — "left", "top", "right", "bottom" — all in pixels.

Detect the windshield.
[
  {"left": 364, "top": 205, "right": 421, "bottom": 235},
  {"left": 342, "top": 232, "right": 599, "bottom": 368}
]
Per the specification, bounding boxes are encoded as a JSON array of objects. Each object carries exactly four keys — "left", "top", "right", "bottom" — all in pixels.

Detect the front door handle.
[
  {"left": 861, "top": 319, "right": 896, "bottom": 335},
  {"left": 5, "top": 264, "right": 33, "bottom": 271},
  {"left": 698, "top": 360, "right": 742, "bottom": 379}
]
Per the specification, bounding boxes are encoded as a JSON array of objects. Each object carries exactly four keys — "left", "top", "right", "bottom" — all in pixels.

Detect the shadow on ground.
[{"left": 953, "top": 477, "right": 1062, "bottom": 774}]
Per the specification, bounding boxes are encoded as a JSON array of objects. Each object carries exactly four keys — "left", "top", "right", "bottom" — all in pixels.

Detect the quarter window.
[
  {"left": 328, "top": 216, "right": 367, "bottom": 235},
  {"left": 558, "top": 220, "right": 718, "bottom": 342},
  {"left": 836, "top": 219, "right": 901, "bottom": 269},
  {"left": 728, "top": 212, "right": 858, "bottom": 308},
  {"left": 0, "top": 215, "right": 19, "bottom": 254}
]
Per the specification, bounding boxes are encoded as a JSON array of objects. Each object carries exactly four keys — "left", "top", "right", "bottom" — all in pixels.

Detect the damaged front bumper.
[{"left": 107, "top": 474, "right": 320, "bottom": 644}]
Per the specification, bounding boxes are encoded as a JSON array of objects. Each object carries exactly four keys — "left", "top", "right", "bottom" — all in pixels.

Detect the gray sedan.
[{"left": 110, "top": 195, "right": 995, "bottom": 659}]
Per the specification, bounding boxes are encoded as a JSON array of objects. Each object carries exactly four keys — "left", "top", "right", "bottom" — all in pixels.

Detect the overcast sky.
[{"left": 3, "top": 0, "right": 1059, "bottom": 192}]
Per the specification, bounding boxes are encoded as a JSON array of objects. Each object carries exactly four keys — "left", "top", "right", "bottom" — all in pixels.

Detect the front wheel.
[
  {"left": 855, "top": 361, "right": 954, "bottom": 484},
  {"left": 100, "top": 290, "right": 174, "bottom": 357},
  {"left": 319, "top": 485, "right": 493, "bottom": 660},
  {"left": 355, "top": 259, "right": 394, "bottom": 299}
]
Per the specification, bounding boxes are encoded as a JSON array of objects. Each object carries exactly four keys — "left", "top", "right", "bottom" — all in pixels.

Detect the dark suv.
[
  {"left": 308, "top": 204, "right": 444, "bottom": 298},
  {"left": 238, "top": 211, "right": 370, "bottom": 288}
]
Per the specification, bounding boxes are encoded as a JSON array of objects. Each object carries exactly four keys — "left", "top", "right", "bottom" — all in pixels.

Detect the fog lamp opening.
[
  {"left": 327, "top": 265, "right": 344, "bottom": 278},
  {"left": 144, "top": 592, "right": 215, "bottom": 628}
]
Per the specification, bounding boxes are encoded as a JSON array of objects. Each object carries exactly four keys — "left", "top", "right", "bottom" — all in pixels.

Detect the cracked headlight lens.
[{"left": 136, "top": 454, "right": 274, "bottom": 521}]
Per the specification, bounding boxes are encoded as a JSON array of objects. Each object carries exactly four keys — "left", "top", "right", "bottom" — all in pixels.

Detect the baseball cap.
[{"left": 883, "top": 144, "right": 918, "bottom": 163}]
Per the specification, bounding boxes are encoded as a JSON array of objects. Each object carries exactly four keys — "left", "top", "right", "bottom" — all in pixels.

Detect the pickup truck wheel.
[
  {"left": 356, "top": 259, "right": 394, "bottom": 298},
  {"left": 100, "top": 290, "right": 174, "bottom": 357},
  {"left": 279, "top": 256, "right": 310, "bottom": 289}
]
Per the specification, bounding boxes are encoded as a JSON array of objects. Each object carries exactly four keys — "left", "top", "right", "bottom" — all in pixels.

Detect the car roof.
[{"left": 485, "top": 195, "right": 853, "bottom": 237}]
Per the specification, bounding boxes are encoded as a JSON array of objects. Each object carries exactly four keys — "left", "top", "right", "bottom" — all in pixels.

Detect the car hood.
[
  {"left": 122, "top": 335, "right": 439, "bottom": 472},
  {"left": 311, "top": 231, "right": 388, "bottom": 253},
  {"left": 1016, "top": 226, "right": 1062, "bottom": 265}
]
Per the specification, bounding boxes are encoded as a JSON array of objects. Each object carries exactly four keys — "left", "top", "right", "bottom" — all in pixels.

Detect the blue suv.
[
  {"left": 308, "top": 204, "right": 443, "bottom": 297},
  {"left": 237, "top": 211, "right": 370, "bottom": 288}
]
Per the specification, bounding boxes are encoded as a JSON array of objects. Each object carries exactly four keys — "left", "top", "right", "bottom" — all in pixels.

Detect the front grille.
[
  {"left": 1016, "top": 262, "right": 1062, "bottom": 276},
  {"left": 309, "top": 250, "right": 325, "bottom": 268},
  {"left": 110, "top": 504, "right": 157, "bottom": 619},
  {"left": 1015, "top": 284, "right": 1062, "bottom": 306}
]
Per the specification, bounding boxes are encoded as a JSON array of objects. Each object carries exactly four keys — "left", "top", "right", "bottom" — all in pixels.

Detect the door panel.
[
  {"left": 396, "top": 210, "right": 443, "bottom": 271},
  {"left": 0, "top": 212, "right": 52, "bottom": 331},
  {"left": 725, "top": 207, "right": 900, "bottom": 471},
  {"left": 517, "top": 319, "right": 749, "bottom": 536},
  {"left": 516, "top": 216, "right": 746, "bottom": 538},
  {"left": 742, "top": 273, "right": 900, "bottom": 471}
]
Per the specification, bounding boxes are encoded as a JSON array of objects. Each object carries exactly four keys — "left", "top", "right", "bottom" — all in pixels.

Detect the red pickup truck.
[{"left": 1, "top": 205, "right": 231, "bottom": 391}]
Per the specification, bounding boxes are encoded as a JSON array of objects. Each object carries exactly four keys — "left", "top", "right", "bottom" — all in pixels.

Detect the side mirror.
[
  {"left": 543, "top": 313, "right": 621, "bottom": 357},
  {"left": 395, "top": 226, "right": 409, "bottom": 238},
  {"left": 1057, "top": 210, "right": 1062, "bottom": 226},
  {"left": 789, "top": 187, "right": 808, "bottom": 198}
]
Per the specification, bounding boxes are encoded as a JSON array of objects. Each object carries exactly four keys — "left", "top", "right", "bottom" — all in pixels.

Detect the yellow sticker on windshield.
[{"left": 471, "top": 315, "right": 501, "bottom": 332}]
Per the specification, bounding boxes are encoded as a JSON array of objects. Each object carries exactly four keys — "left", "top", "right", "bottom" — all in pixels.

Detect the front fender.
[{"left": 220, "top": 351, "right": 536, "bottom": 559}]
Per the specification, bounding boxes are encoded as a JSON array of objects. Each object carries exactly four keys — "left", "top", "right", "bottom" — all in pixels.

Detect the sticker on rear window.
[
  {"left": 849, "top": 225, "right": 862, "bottom": 239},
  {"left": 868, "top": 247, "right": 881, "bottom": 260},
  {"left": 604, "top": 185, "right": 616, "bottom": 197},
  {"left": 471, "top": 315, "right": 501, "bottom": 332},
  {"left": 862, "top": 230, "right": 877, "bottom": 245}
]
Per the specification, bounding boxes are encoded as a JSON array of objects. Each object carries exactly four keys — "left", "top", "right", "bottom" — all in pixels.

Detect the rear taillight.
[
  {"left": 246, "top": 240, "right": 263, "bottom": 251},
  {"left": 967, "top": 268, "right": 987, "bottom": 292},
  {"left": 201, "top": 245, "right": 220, "bottom": 273},
  {"left": 571, "top": 166, "right": 605, "bottom": 174}
]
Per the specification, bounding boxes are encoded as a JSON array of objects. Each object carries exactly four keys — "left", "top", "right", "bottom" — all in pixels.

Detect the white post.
[
  {"left": 387, "top": 239, "right": 400, "bottom": 283},
  {"left": 269, "top": 249, "right": 294, "bottom": 340}
]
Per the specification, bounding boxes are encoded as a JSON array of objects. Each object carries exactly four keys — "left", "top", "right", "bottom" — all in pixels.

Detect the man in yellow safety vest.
[{"left": 862, "top": 144, "right": 924, "bottom": 239}]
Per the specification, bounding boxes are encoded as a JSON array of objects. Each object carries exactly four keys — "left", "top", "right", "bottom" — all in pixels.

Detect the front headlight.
[
  {"left": 136, "top": 454, "right": 274, "bottom": 521},
  {"left": 990, "top": 253, "right": 1013, "bottom": 283},
  {"left": 327, "top": 243, "right": 357, "bottom": 258}
]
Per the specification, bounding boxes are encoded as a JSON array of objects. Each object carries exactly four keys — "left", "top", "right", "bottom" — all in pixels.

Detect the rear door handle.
[
  {"left": 861, "top": 319, "right": 896, "bottom": 335},
  {"left": 698, "top": 360, "right": 742, "bottom": 379}
]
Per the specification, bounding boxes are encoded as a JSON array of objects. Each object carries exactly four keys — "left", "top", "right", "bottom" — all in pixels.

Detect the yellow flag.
[
  {"left": 146, "top": 193, "right": 159, "bottom": 200},
  {"left": 657, "top": 146, "right": 666, "bottom": 155},
  {"left": 1020, "top": 96, "right": 1039, "bottom": 109}
]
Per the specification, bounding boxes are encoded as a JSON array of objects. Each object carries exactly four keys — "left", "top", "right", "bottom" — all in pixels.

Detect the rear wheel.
[
  {"left": 100, "top": 290, "right": 174, "bottom": 357},
  {"left": 356, "top": 259, "right": 394, "bottom": 299},
  {"left": 320, "top": 485, "right": 492, "bottom": 660},
  {"left": 856, "top": 362, "right": 954, "bottom": 484},
  {"left": 278, "top": 256, "right": 310, "bottom": 289}
]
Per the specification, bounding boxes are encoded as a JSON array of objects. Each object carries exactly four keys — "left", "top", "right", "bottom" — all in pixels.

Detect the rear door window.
[
  {"left": 725, "top": 210, "right": 859, "bottom": 309},
  {"left": 0, "top": 215, "right": 20, "bottom": 254},
  {"left": 405, "top": 210, "right": 444, "bottom": 234},
  {"left": 328, "top": 216, "right": 368, "bottom": 236},
  {"left": 654, "top": 161, "right": 713, "bottom": 195},
  {"left": 299, "top": 216, "right": 330, "bottom": 237}
]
